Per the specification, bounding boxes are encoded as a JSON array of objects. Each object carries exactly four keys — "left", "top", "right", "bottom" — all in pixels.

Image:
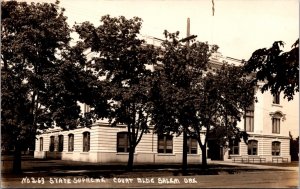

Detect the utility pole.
[{"left": 182, "top": 17, "right": 191, "bottom": 175}]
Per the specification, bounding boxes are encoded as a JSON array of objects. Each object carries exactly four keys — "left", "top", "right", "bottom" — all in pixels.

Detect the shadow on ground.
[{"left": 2, "top": 155, "right": 291, "bottom": 179}]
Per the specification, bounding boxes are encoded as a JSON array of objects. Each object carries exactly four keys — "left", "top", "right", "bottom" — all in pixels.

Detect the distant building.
[{"left": 34, "top": 37, "right": 298, "bottom": 164}]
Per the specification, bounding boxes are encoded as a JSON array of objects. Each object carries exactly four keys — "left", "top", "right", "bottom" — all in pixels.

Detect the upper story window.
[
  {"left": 83, "top": 132, "right": 90, "bottom": 152},
  {"left": 270, "top": 111, "right": 284, "bottom": 134},
  {"left": 273, "top": 92, "right": 280, "bottom": 104},
  {"left": 117, "top": 132, "right": 130, "bottom": 153},
  {"left": 68, "top": 134, "right": 74, "bottom": 152},
  {"left": 272, "top": 141, "right": 281, "bottom": 156},
  {"left": 39, "top": 137, "right": 43, "bottom": 151},
  {"left": 49, "top": 136, "right": 55, "bottom": 152},
  {"left": 187, "top": 136, "right": 197, "bottom": 154},
  {"left": 245, "top": 103, "right": 254, "bottom": 132},
  {"left": 272, "top": 117, "right": 281, "bottom": 134},
  {"left": 158, "top": 135, "right": 173, "bottom": 154},
  {"left": 248, "top": 140, "right": 258, "bottom": 155},
  {"left": 58, "top": 135, "right": 64, "bottom": 152}
]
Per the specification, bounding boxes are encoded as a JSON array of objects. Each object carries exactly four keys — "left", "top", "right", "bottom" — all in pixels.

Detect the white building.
[{"left": 34, "top": 38, "right": 298, "bottom": 164}]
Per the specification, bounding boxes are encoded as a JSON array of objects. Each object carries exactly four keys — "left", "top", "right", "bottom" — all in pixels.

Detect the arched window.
[
  {"left": 83, "top": 132, "right": 90, "bottom": 152},
  {"left": 117, "top": 132, "right": 130, "bottom": 153},
  {"left": 49, "top": 136, "right": 55, "bottom": 152},
  {"left": 248, "top": 140, "right": 258, "bottom": 155},
  {"left": 58, "top": 135, "right": 64, "bottom": 152},
  {"left": 68, "top": 134, "right": 74, "bottom": 152},
  {"left": 272, "top": 141, "right": 281, "bottom": 156},
  {"left": 272, "top": 118, "right": 280, "bottom": 133},
  {"left": 39, "top": 137, "right": 43, "bottom": 151},
  {"left": 271, "top": 112, "right": 284, "bottom": 134},
  {"left": 187, "top": 136, "right": 197, "bottom": 154},
  {"left": 158, "top": 135, "right": 173, "bottom": 153}
]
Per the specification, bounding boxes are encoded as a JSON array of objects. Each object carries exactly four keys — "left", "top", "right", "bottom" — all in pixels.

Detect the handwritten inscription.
[
  {"left": 21, "top": 176, "right": 198, "bottom": 185},
  {"left": 21, "top": 176, "right": 106, "bottom": 184}
]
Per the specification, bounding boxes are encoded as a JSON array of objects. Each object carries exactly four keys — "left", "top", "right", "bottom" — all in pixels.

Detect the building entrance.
[{"left": 207, "top": 139, "right": 224, "bottom": 161}]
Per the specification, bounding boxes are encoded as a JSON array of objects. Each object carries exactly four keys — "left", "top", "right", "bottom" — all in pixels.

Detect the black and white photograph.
[{"left": 1, "top": 0, "right": 299, "bottom": 188}]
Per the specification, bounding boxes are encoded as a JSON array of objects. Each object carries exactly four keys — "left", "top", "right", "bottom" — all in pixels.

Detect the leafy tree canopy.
[
  {"left": 243, "top": 39, "right": 299, "bottom": 100},
  {"left": 1, "top": 1, "right": 93, "bottom": 173}
]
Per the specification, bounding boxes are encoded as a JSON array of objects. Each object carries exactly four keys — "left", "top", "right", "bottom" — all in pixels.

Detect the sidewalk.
[{"left": 210, "top": 160, "right": 299, "bottom": 171}]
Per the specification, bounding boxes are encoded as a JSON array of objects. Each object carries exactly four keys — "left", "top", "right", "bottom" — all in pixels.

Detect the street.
[{"left": 2, "top": 170, "right": 298, "bottom": 188}]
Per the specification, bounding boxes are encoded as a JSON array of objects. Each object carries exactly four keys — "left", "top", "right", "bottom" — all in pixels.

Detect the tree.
[
  {"left": 243, "top": 39, "right": 299, "bottom": 101},
  {"left": 74, "top": 15, "right": 158, "bottom": 171},
  {"left": 151, "top": 31, "right": 255, "bottom": 169},
  {"left": 1, "top": 1, "right": 88, "bottom": 173},
  {"left": 289, "top": 132, "right": 299, "bottom": 161},
  {"left": 150, "top": 31, "right": 216, "bottom": 172},
  {"left": 192, "top": 65, "right": 255, "bottom": 167}
]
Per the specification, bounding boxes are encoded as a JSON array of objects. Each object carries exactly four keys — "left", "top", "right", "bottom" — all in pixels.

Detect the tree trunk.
[
  {"left": 126, "top": 146, "right": 135, "bottom": 171},
  {"left": 201, "top": 143, "right": 207, "bottom": 168},
  {"left": 182, "top": 130, "right": 188, "bottom": 175},
  {"left": 13, "top": 142, "right": 22, "bottom": 174}
]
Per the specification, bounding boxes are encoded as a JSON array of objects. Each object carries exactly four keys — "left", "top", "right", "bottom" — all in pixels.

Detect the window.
[
  {"left": 187, "top": 136, "right": 197, "bottom": 154},
  {"left": 245, "top": 103, "right": 254, "bottom": 132},
  {"left": 83, "top": 132, "right": 90, "bottom": 152},
  {"left": 49, "top": 136, "right": 55, "bottom": 152},
  {"left": 84, "top": 104, "right": 91, "bottom": 114},
  {"left": 273, "top": 92, "right": 280, "bottom": 104},
  {"left": 158, "top": 135, "right": 173, "bottom": 153},
  {"left": 248, "top": 140, "right": 258, "bottom": 155},
  {"left": 229, "top": 139, "right": 239, "bottom": 155},
  {"left": 58, "top": 135, "right": 64, "bottom": 152},
  {"left": 68, "top": 134, "right": 74, "bottom": 152},
  {"left": 272, "top": 141, "right": 281, "bottom": 156},
  {"left": 39, "top": 137, "right": 43, "bottom": 151},
  {"left": 117, "top": 132, "right": 130, "bottom": 152},
  {"left": 272, "top": 117, "right": 280, "bottom": 134}
]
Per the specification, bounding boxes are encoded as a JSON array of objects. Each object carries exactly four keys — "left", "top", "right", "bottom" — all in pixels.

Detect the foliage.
[
  {"left": 151, "top": 31, "right": 255, "bottom": 168},
  {"left": 289, "top": 132, "right": 299, "bottom": 161},
  {"left": 151, "top": 31, "right": 215, "bottom": 135},
  {"left": 150, "top": 31, "right": 216, "bottom": 170},
  {"left": 1, "top": 1, "right": 89, "bottom": 173},
  {"left": 243, "top": 39, "right": 299, "bottom": 100},
  {"left": 74, "top": 15, "right": 158, "bottom": 170},
  {"left": 191, "top": 64, "right": 255, "bottom": 166}
]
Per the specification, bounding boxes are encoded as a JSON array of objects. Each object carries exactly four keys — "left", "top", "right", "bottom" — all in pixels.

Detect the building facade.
[
  {"left": 34, "top": 122, "right": 205, "bottom": 164},
  {"left": 34, "top": 40, "right": 298, "bottom": 164}
]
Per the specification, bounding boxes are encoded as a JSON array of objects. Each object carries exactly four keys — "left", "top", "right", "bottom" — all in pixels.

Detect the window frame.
[
  {"left": 49, "top": 136, "right": 55, "bottom": 152},
  {"left": 229, "top": 139, "right": 240, "bottom": 155},
  {"left": 272, "top": 117, "right": 281, "bottom": 134},
  {"left": 58, "top": 135, "right": 64, "bottom": 152},
  {"left": 187, "top": 136, "right": 198, "bottom": 154},
  {"left": 39, "top": 137, "right": 43, "bottom": 151},
  {"left": 273, "top": 92, "right": 280, "bottom": 104},
  {"left": 117, "top": 132, "right": 130, "bottom": 153},
  {"left": 244, "top": 103, "right": 254, "bottom": 132},
  {"left": 68, "top": 134, "right": 74, "bottom": 152},
  {"left": 157, "top": 135, "right": 173, "bottom": 154},
  {"left": 82, "top": 132, "right": 90, "bottom": 152},
  {"left": 272, "top": 141, "right": 281, "bottom": 156},
  {"left": 248, "top": 140, "right": 258, "bottom": 155}
]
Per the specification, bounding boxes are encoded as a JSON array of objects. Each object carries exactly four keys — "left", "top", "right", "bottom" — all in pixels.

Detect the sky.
[
  {"left": 54, "top": 0, "right": 299, "bottom": 60},
  {"left": 23, "top": 0, "right": 299, "bottom": 136}
]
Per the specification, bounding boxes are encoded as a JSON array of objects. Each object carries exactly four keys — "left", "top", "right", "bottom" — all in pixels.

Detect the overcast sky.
[
  {"left": 26, "top": 0, "right": 299, "bottom": 136},
  {"left": 52, "top": 0, "right": 299, "bottom": 60}
]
